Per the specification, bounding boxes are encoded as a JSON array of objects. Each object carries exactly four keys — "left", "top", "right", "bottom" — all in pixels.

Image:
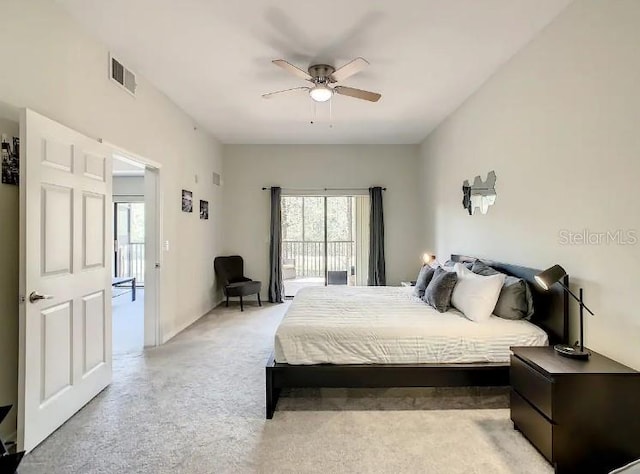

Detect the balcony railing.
[
  {"left": 115, "top": 242, "right": 145, "bottom": 285},
  {"left": 282, "top": 240, "right": 355, "bottom": 278}
]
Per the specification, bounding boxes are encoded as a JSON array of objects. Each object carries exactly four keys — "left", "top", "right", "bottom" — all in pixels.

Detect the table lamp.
[
  {"left": 535, "top": 264, "right": 594, "bottom": 360},
  {"left": 422, "top": 253, "right": 438, "bottom": 267}
]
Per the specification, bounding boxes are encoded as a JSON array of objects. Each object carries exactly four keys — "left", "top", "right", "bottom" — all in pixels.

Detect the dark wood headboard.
[{"left": 450, "top": 255, "right": 569, "bottom": 345}]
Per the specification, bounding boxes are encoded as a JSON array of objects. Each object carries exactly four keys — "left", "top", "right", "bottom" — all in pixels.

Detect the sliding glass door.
[
  {"left": 326, "top": 196, "right": 355, "bottom": 285},
  {"left": 113, "top": 202, "right": 145, "bottom": 286},
  {"left": 281, "top": 194, "right": 369, "bottom": 297}
]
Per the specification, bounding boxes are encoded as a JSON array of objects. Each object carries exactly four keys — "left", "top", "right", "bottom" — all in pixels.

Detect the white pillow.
[{"left": 451, "top": 263, "right": 505, "bottom": 322}]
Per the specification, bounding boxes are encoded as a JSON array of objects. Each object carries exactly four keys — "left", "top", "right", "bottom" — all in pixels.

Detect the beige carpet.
[{"left": 20, "top": 301, "right": 552, "bottom": 474}]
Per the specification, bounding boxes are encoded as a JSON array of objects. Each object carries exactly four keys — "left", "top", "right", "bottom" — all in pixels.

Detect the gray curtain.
[
  {"left": 368, "top": 186, "right": 386, "bottom": 286},
  {"left": 268, "top": 187, "right": 283, "bottom": 303}
]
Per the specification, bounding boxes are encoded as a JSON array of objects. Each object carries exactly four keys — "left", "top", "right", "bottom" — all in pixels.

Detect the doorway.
[
  {"left": 281, "top": 194, "right": 370, "bottom": 298},
  {"left": 14, "top": 108, "right": 163, "bottom": 453},
  {"left": 111, "top": 154, "right": 159, "bottom": 354}
]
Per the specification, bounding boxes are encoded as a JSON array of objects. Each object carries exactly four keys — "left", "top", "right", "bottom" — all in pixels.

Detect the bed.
[
  {"left": 276, "top": 286, "right": 549, "bottom": 365},
  {"left": 266, "top": 255, "right": 569, "bottom": 419}
]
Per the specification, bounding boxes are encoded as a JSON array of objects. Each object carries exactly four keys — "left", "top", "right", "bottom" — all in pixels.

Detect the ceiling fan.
[{"left": 263, "top": 57, "right": 381, "bottom": 103}]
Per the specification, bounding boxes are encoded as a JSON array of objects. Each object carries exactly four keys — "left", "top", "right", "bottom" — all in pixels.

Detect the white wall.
[
  {"left": 222, "top": 145, "right": 422, "bottom": 292},
  {"left": 0, "top": 117, "right": 20, "bottom": 441},
  {"left": 113, "top": 176, "right": 144, "bottom": 198},
  {"left": 419, "top": 0, "right": 640, "bottom": 369},
  {"left": 0, "top": 0, "right": 224, "bottom": 436}
]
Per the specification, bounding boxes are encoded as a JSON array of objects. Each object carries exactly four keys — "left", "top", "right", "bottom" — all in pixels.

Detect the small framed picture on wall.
[
  {"left": 200, "top": 200, "right": 209, "bottom": 220},
  {"left": 1, "top": 137, "right": 19, "bottom": 186},
  {"left": 182, "top": 189, "right": 193, "bottom": 212}
]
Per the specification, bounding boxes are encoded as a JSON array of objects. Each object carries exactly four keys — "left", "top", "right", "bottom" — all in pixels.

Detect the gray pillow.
[
  {"left": 443, "top": 259, "right": 474, "bottom": 271},
  {"left": 471, "top": 261, "right": 534, "bottom": 320},
  {"left": 422, "top": 267, "right": 458, "bottom": 313},
  {"left": 413, "top": 265, "right": 436, "bottom": 298}
]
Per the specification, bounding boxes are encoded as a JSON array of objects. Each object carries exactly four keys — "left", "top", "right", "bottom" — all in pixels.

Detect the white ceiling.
[{"left": 58, "top": 0, "right": 572, "bottom": 144}]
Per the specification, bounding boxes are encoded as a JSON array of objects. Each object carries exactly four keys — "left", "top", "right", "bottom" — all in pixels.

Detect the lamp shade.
[
  {"left": 309, "top": 85, "right": 333, "bottom": 102},
  {"left": 534, "top": 264, "right": 567, "bottom": 290},
  {"left": 422, "top": 253, "right": 435, "bottom": 265}
]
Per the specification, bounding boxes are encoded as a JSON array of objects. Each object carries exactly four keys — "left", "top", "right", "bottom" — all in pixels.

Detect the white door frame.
[
  {"left": 143, "top": 167, "right": 160, "bottom": 347},
  {"left": 107, "top": 144, "right": 162, "bottom": 347}
]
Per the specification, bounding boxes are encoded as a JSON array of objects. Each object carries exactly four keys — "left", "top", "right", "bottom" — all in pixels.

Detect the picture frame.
[
  {"left": 182, "top": 189, "right": 193, "bottom": 213},
  {"left": 1, "top": 137, "right": 19, "bottom": 186},
  {"left": 200, "top": 200, "right": 209, "bottom": 220}
]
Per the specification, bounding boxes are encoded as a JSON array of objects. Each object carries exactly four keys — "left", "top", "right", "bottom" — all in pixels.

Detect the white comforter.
[{"left": 274, "top": 286, "right": 548, "bottom": 365}]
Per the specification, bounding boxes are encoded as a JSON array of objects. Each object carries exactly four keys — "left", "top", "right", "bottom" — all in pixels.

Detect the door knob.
[{"left": 29, "top": 291, "right": 53, "bottom": 303}]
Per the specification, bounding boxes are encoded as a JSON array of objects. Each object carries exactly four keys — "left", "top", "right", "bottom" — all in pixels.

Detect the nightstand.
[{"left": 510, "top": 346, "right": 640, "bottom": 474}]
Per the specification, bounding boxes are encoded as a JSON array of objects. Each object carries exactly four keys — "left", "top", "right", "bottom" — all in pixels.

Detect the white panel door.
[{"left": 18, "top": 109, "right": 112, "bottom": 453}]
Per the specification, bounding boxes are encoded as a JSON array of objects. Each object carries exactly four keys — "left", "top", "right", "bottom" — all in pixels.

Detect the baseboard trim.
[{"left": 161, "top": 298, "right": 223, "bottom": 344}]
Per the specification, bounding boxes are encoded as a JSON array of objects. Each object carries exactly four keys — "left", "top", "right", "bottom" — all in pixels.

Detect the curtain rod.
[{"left": 261, "top": 187, "right": 386, "bottom": 191}]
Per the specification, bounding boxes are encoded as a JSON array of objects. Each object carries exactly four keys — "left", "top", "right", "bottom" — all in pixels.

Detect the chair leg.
[
  {"left": 226, "top": 294, "right": 229, "bottom": 307},
  {"left": 240, "top": 296, "right": 244, "bottom": 312},
  {"left": 258, "top": 293, "right": 262, "bottom": 307}
]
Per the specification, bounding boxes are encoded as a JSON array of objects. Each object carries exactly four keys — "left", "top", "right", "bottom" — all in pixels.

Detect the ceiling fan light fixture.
[
  {"left": 309, "top": 85, "right": 333, "bottom": 102},
  {"left": 267, "top": 58, "right": 381, "bottom": 103}
]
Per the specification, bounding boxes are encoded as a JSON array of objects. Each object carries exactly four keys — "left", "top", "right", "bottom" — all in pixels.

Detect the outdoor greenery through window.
[
  {"left": 282, "top": 196, "right": 353, "bottom": 242},
  {"left": 327, "top": 197, "right": 352, "bottom": 242},
  {"left": 281, "top": 195, "right": 358, "bottom": 296}
]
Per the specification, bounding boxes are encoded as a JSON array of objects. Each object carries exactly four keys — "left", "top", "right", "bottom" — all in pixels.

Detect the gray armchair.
[{"left": 214, "top": 256, "right": 262, "bottom": 311}]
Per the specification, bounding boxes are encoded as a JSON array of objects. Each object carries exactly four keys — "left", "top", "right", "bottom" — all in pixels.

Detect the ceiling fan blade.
[
  {"left": 331, "top": 57, "right": 369, "bottom": 82},
  {"left": 272, "top": 59, "right": 312, "bottom": 81},
  {"left": 262, "top": 86, "right": 310, "bottom": 99},
  {"left": 335, "top": 86, "right": 381, "bottom": 102}
]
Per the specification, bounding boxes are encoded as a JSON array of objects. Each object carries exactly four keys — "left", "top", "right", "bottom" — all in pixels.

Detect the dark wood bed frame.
[{"left": 265, "top": 254, "right": 569, "bottom": 419}]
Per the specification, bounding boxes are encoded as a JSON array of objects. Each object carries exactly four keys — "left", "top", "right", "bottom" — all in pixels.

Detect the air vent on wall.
[{"left": 109, "top": 54, "right": 137, "bottom": 96}]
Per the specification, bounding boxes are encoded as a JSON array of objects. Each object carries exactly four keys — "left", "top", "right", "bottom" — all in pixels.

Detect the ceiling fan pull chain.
[{"left": 329, "top": 99, "right": 333, "bottom": 127}]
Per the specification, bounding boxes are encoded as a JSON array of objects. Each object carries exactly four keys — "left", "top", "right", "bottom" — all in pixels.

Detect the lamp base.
[{"left": 554, "top": 344, "right": 590, "bottom": 360}]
